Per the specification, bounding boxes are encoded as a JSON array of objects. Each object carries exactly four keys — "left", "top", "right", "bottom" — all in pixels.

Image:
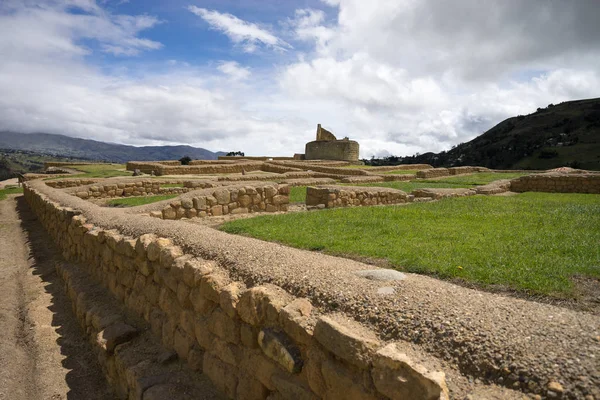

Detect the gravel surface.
[{"left": 28, "top": 180, "right": 600, "bottom": 399}]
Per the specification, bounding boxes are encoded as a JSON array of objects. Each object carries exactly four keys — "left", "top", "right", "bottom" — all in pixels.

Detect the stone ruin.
[{"left": 304, "top": 124, "right": 360, "bottom": 162}]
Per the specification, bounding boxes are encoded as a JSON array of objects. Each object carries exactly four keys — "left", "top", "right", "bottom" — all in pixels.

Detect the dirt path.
[
  {"left": 0, "top": 195, "right": 114, "bottom": 400},
  {"left": 0, "top": 178, "right": 18, "bottom": 189}
]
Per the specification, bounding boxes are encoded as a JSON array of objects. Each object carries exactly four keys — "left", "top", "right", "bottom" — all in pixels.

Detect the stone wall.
[
  {"left": 270, "top": 161, "right": 367, "bottom": 176},
  {"left": 416, "top": 168, "right": 450, "bottom": 179},
  {"left": 23, "top": 183, "right": 448, "bottom": 400},
  {"left": 306, "top": 186, "right": 408, "bottom": 208},
  {"left": 366, "top": 164, "right": 433, "bottom": 172},
  {"left": 510, "top": 172, "right": 600, "bottom": 193},
  {"left": 66, "top": 180, "right": 208, "bottom": 199},
  {"left": 305, "top": 140, "right": 360, "bottom": 162},
  {"left": 126, "top": 161, "right": 264, "bottom": 176},
  {"left": 154, "top": 184, "right": 290, "bottom": 220},
  {"left": 46, "top": 178, "right": 102, "bottom": 188},
  {"left": 43, "top": 161, "right": 100, "bottom": 168},
  {"left": 447, "top": 166, "right": 488, "bottom": 175}
]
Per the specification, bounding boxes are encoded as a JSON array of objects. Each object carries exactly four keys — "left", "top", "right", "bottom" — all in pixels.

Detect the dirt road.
[{"left": 0, "top": 194, "right": 114, "bottom": 400}]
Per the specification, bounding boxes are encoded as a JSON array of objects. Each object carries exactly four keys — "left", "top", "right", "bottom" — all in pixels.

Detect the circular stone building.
[{"left": 305, "top": 124, "right": 360, "bottom": 162}]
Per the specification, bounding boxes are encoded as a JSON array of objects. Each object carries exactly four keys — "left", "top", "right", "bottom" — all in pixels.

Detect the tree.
[
  {"left": 226, "top": 151, "right": 245, "bottom": 157},
  {"left": 179, "top": 156, "right": 192, "bottom": 165}
]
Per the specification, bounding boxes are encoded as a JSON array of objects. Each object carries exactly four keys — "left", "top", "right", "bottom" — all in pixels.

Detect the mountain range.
[
  {"left": 0, "top": 131, "right": 225, "bottom": 162},
  {"left": 400, "top": 97, "right": 600, "bottom": 170}
]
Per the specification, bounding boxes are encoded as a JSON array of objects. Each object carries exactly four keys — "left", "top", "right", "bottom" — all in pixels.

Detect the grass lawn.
[
  {"left": 221, "top": 193, "right": 600, "bottom": 297},
  {"left": 46, "top": 164, "right": 131, "bottom": 179},
  {"left": 106, "top": 194, "right": 178, "bottom": 207},
  {"left": 0, "top": 186, "right": 23, "bottom": 201},
  {"left": 419, "top": 172, "right": 530, "bottom": 185},
  {"left": 290, "top": 186, "right": 308, "bottom": 203}
]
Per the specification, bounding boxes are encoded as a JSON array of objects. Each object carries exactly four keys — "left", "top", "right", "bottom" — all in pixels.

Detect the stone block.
[
  {"left": 203, "top": 353, "right": 238, "bottom": 399},
  {"left": 321, "top": 358, "right": 377, "bottom": 400},
  {"left": 237, "top": 373, "right": 269, "bottom": 400},
  {"left": 271, "top": 373, "right": 316, "bottom": 400},
  {"left": 159, "top": 245, "right": 183, "bottom": 268},
  {"left": 183, "top": 258, "right": 215, "bottom": 287},
  {"left": 371, "top": 343, "right": 449, "bottom": 400},
  {"left": 213, "top": 188, "right": 231, "bottom": 205},
  {"left": 200, "top": 273, "right": 228, "bottom": 303},
  {"left": 313, "top": 315, "right": 380, "bottom": 370},
  {"left": 279, "top": 298, "right": 313, "bottom": 345},
  {"left": 97, "top": 322, "right": 138, "bottom": 354},
  {"left": 208, "top": 308, "right": 240, "bottom": 344},
  {"left": 146, "top": 237, "right": 172, "bottom": 262},
  {"left": 237, "top": 286, "right": 292, "bottom": 326},
  {"left": 220, "top": 282, "right": 243, "bottom": 318}
]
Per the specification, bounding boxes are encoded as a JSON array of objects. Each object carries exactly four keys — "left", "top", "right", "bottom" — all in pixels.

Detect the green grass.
[
  {"left": 0, "top": 186, "right": 23, "bottom": 201},
  {"left": 45, "top": 163, "right": 131, "bottom": 179},
  {"left": 221, "top": 193, "right": 600, "bottom": 297},
  {"left": 106, "top": 194, "right": 178, "bottom": 207},
  {"left": 351, "top": 181, "right": 474, "bottom": 192},
  {"left": 290, "top": 186, "right": 308, "bottom": 203},
  {"left": 419, "top": 172, "right": 530, "bottom": 185}
]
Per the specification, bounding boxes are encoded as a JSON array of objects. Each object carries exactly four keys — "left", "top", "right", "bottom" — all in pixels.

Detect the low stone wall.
[
  {"left": 260, "top": 163, "right": 303, "bottom": 174},
  {"left": 340, "top": 176, "right": 385, "bottom": 184},
  {"left": 447, "top": 166, "right": 488, "bottom": 175},
  {"left": 43, "top": 161, "right": 99, "bottom": 168},
  {"left": 306, "top": 186, "right": 408, "bottom": 208},
  {"left": 67, "top": 180, "right": 203, "bottom": 199},
  {"left": 416, "top": 168, "right": 450, "bottom": 179},
  {"left": 154, "top": 184, "right": 290, "bottom": 220},
  {"left": 510, "top": 172, "right": 600, "bottom": 194},
  {"left": 23, "top": 183, "right": 448, "bottom": 400},
  {"left": 383, "top": 174, "right": 415, "bottom": 182},
  {"left": 46, "top": 178, "right": 101, "bottom": 188},
  {"left": 218, "top": 156, "right": 295, "bottom": 161},
  {"left": 366, "top": 164, "right": 433, "bottom": 172},
  {"left": 412, "top": 188, "right": 476, "bottom": 200},
  {"left": 218, "top": 174, "right": 283, "bottom": 182},
  {"left": 125, "top": 161, "right": 167, "bottom": 174},
  {"left": 282, "top": 178, "right": 336, "bottom": 187},
  {"left": 157, "top": 162, "right": 264, "bottom": 176}
]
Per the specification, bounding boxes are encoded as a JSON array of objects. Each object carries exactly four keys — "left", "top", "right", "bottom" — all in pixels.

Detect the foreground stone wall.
[
  {"left": 155, "top": 184, "right": 290, "bottom": 220},
  {"left": 510, "top": 172, "right": 600, "bottom": 193},
  {"left": 306, "top": 186, "right": 408, "bottom": 208},
  {"left": 24, "top": 183, "right": 448, "bottom": 400}
]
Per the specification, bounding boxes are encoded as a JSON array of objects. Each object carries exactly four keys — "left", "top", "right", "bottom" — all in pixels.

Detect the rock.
[
  {"left": 97, "top": 322, "right": 138, "bottom": 353},
  {"left": 548, "top": 381, "right": 564, "bottom": 393},
  {"left": 313, "top": 315, "right": 380, "bottom": 369},
  {"left": 132, "top": 169, "right": 142, "bottom": 176},
  {"left": 355, "top": 269, "right": 406, "bottom": 281},
  {"left": 258, "top": 329, "right": 303, "bottom": 373},
  {"left": 157, "top": 350, "right": 178, "bottom": 364},
  {"left": 371, "top": 343, "right": 448, "bottom": 400}
]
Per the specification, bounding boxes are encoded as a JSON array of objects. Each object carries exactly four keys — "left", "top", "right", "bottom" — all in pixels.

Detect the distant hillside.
[
  {"left": 400, "top": 98, "right": 600, "bottom": 170},
  {"left": 0, "top": 131, "right": 225, "bottom": 163}
]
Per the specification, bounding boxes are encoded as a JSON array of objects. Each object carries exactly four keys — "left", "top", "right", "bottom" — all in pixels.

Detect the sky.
[{"left": 1, "top": 0, "right": 599, "bottom": 158}]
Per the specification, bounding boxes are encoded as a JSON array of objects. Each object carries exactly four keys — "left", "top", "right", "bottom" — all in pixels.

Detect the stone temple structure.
[{"left": 304, "top": 124, "right": 360, "bottom": 162}]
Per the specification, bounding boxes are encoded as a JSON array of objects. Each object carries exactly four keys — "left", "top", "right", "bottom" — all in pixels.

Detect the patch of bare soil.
[{"left": 0, "top": 195, "right": 114, "bottom": 400}]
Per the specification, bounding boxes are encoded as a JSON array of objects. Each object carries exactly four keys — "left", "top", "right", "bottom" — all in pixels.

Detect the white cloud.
[
  {"left": 188, "top": 6, "right": 291, "bottom": 53},
  {"left": 217, "top": 61, "right": 251, "bottom": 81},
  {"left": 2, "top": 0, "right": 600, "bottom": 159}
]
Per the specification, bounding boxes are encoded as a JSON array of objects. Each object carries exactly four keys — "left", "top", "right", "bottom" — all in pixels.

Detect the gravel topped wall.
[
  {"left": 510, "top": 172, "right": 600, "bottom": 194},
  {"left": 46, "top": 178, "right": 102, "bottom": 188},
  {"left": 447, "top": 166, "right": 489, "bottom": 175},
  {"left": 306, "top": 185, "right": 408, "bottom": 208},
  {"left": 22, "top": 180, "right": 600, "bottom": 399},
  {"left": 23, "top": 182, "right": 450, "bottom": 400}
]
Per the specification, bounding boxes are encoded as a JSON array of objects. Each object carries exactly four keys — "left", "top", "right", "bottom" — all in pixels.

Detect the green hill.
[{"left": 403, "top": 98, "right": 600, "bottom": 170}]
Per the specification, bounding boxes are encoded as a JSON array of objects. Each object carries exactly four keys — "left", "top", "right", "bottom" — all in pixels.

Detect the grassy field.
[
  {"left": 290, "top": 186, "right": 308, "bottom": 203},
  {"left": 46, "top": 163, "right": 131, "bottom": 179},
  {"left": 0, "top": 186, "right": 23, "bottom": 201},
  {"left": 106, "top": 194, "right": 177, "bottom": 207},
  {"left": 221, "top": 193, "right": 600, "bottom": 297},
  {"left": 419, "top": 172, "right": 529, "bottom": 185}
]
